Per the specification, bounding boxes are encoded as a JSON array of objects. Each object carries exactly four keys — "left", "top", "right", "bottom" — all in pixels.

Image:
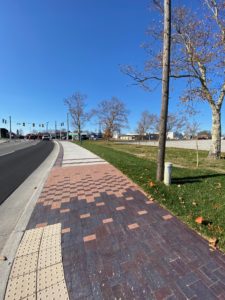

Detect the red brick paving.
[
  {"left": 62, "top": 227, "right": 70, "bottom": 234},
  {"left": 26, "top": 146, "right": 225, "bottom": 299},
  {"left": 35, "top": 222, "right": 48, "bottom": 228},
  {"left": 102, "top": 218, "right": 113, "bottom": 224},
  {"left": 128, "top": 223, "right": 140, "bottom": 230},
  {"left": 162, "top": 214, "right": 173, "bottom": 220}
]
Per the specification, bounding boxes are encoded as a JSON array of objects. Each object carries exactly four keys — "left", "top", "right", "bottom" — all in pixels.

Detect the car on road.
[{"left": 42, "top": 135, "right": 50, "bottom": 141}]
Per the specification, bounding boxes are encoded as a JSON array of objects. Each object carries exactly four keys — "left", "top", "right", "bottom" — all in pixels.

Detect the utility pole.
[
  {"left": 67, "top": 113, "right": 69, "bottom": 140},
  {"left": 156, "top": 0, "right": 171, "bottom": 181},
  {"left": 9, "top": 116, "right": 12, "bottom": 140}
]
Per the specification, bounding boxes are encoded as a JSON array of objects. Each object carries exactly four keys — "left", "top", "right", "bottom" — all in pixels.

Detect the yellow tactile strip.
[{"left": 4, "top": 223, "right": 69, "bottom": 300}]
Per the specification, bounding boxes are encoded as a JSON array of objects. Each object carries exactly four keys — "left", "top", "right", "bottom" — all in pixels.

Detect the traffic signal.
[
  {"left": 33, "top": 123, "right": 35, "bottom": 127},
  {"left": 2, "top": 119, "right": 7, "bottom": 124},
  {"left": 23, "top": 122, "right": 25, "bottom": 126},
  {"left": 61, "top": 122, "right": 64, "bottom": 126}
]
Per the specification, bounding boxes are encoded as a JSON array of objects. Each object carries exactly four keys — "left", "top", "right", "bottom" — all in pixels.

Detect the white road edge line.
[{"left": 0, "top": 151, "right": 15, "bottom": 157}]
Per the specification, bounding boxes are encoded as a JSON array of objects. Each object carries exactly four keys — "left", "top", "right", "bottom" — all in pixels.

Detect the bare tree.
[
  {"left": 122, "top": 0, "right": 225, "bottom": 159},
  {"left": 97, "top": 97, "right": 128, "bottom": 140},
  {"left": 64, "top": 92, "right": 91, "bottom": 142},
  {"left": 137, "top": 111, "right": 159, "bottom": 139},
  {"left": 166, "top": 113, "right": 186, "bottom": 134},
  {"left": 185, "top": 121, "right": 201, "bottom": 167}
]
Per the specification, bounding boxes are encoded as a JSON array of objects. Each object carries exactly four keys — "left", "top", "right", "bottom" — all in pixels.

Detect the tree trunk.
[
  {"left": 208, "top": 108, "right": 221, "bottom": 159},
  {"left": 78, "top": 125, "right": 81, "bottom": 143},
  {"left": 156, "top": 0, "right": 171, "bottom": 181}
]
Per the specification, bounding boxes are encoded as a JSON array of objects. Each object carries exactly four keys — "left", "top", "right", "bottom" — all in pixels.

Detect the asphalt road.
[
  {"left": 0, "top": 141, "right": 54, "bottom": 205},
  {"left": 0, "top": 140, "right": 40, "bottom": 156}
]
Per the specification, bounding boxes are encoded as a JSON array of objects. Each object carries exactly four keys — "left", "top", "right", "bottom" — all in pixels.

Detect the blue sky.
[{"left": 0, "top": 0, "right": 224, "bottom": 134}]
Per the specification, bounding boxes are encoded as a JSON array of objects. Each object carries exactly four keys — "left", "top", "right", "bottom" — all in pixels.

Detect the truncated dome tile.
[
  {"left": 22, "top": 227, "right": 43, "bottom": 242},
  {"left": 37, "top": 280, "right": 69, "bottom": 300},
  {"left": 5, "top": 272, "right": 36, "bottom": 300},
  {"left": 16, "top": 238, "right": 41, "bottom": 257},
  {"left": 42, "top": 223, "right": 61, "bottom": 238},
  {"left": 40, "top": 234, "right": 61, "bottom": 250},
  {"left": 10, "top": 252, "right": 38, "bottom": 278},
  {"left": 38, "top": 246, "right": 62, "bottom": 269},
  {"left": 37, "top": 263, "right": 65, "bottom": 291}
]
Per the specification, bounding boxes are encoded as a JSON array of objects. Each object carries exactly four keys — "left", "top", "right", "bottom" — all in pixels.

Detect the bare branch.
[
  {"left": 217, "top": 80, "right": 225, "bottom": 108},
  {"left": 205, "top": 0, "right": 225, "bottom": 43},
  {"left": 152, "top": 0, "right": 164, "bottom": 13},
  {"left": 64, "top": 92, "right": 91, "bottom": 140}
]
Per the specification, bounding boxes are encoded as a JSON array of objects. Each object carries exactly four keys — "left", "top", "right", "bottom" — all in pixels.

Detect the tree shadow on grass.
[{"left": 172, "top": 173, "right": 225, "bottom": 184}]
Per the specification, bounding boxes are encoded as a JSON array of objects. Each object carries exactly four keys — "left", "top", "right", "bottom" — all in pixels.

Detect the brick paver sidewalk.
[{"left": 22, "top": 142, "right": 225, "bottom": 299}]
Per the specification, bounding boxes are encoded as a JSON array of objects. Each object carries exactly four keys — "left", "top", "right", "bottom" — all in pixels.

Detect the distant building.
[
  {"left": 112, "top": 131, "right": 121, "bottom": 139},
  {"left": 0, "top": 128, "right": 9, "bottom": 138},
  {"left": 167, "top": 131, "right": 183, "bottom": 140},
  {"left": 72, "top": 131, "right": 89, "bottom": 140},
  {"left": 119, "top": 133, "right": 138, "bottom": 141},
  {"left": 119, "top": 132, "right": 159, "bottom": 141}
]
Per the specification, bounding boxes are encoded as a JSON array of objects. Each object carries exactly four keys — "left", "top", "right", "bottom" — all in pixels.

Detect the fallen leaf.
[
  {"left": 149, "top": 181, "right": 156, "bottom": 187},
  {"left": 213, "top": 203, "right": 221, "bottom": 209},
  {"left": 216, "top": 183, "right": 221, "bottom": 189},
  {"left": 208, "top": 237, "right": 218, "bottom": 251},
  {"left": 0, "top": 256, "right": 7, "bottom": 261},
  {"left": 195, "top": 216, "right": 203, "bottom": 224}
]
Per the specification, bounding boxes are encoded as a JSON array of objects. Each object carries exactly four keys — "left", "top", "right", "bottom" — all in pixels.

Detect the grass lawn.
[{"left": 77, "top": 140, "right": 225, "bottom": 252}]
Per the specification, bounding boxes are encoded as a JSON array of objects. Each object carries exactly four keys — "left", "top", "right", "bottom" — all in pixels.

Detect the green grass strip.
[{"left": 77, "top": 141, "right": 225, "bottom": 252}]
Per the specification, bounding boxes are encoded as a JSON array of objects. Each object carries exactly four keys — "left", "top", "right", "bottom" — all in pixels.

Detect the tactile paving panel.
[
  {"left": 38, "top": 246, "right": 62, "bottom": 269},
  {"left": 10, "top": 252, "right": 38, "bottom": 278},
  {"left": 37, "top": 263, "right": 65, "bottom": 291},
  {"left": 40, "top": 234, "right": 61, "bottom": 250},
  {"left": 37, "top": 281, "right": 69, "bottom": 300},
  {"left": 5, "top": 223, "right": 69, "bottom": 300},
  {"left": 42, "top": 223, "right": 61, "bottom": 238},
  {"left": 16, "top": 238, "right": 41, "bottom": 257},
  {"left": 22, "top": 227, "right": 43, "bottom": 243},
  {"left": 5, "top": 272, "right": 36, "bottom": 300}
]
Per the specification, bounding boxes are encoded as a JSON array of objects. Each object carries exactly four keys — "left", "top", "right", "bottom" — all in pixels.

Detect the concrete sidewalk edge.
[{"left": 0, "top": 141, "right": 60, "bottom": 300}]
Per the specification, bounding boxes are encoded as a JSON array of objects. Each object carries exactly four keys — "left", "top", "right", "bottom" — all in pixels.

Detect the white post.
[{"left": 164, "top": 162, "right": 172, "bottom": 185}]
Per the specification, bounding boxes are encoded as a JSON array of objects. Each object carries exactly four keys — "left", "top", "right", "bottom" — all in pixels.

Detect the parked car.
[{"left": 198, "top": 135, "right": 209, "bottom": 140}]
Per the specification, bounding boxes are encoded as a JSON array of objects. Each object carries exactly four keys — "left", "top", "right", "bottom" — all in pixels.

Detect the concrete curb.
[{"left": 0, "top": 141, "right": 60, "bottom": 300}]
